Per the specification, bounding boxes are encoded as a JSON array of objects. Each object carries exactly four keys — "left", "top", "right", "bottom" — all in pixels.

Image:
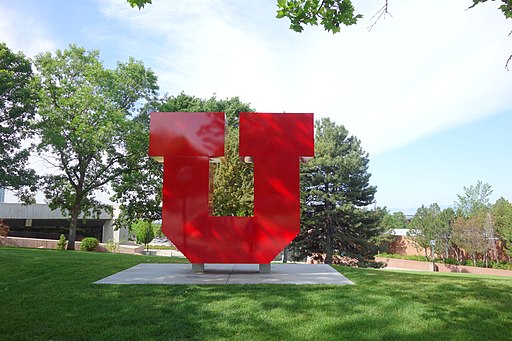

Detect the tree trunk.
[
  {"left": 325, "top": 229, "right": 333, "bottom": 264},
  {"left": 282, "top": 247, "right": 288, "bottom": 263},
  {"left": 67, "top": 203, "right": 81, "bottom": 250}
]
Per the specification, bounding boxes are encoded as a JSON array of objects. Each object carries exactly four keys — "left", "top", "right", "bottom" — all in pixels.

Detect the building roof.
[
  {"left": 0, "top": 203, "right": 112, "bottom": 220},
  {"left": 393, "top": 228, "right": 410, "bottom": 237}
]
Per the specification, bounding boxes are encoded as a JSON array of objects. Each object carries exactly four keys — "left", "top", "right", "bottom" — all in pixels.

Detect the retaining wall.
[
  {"left": 376, "top": 256, "right": 512, "bottom": 277},
  {"left": 0, "top": 236, "right": 144, "bottom": 254}
]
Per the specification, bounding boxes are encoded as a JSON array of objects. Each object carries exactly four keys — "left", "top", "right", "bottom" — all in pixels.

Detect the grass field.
[{"left": 1, "top": 247, "right": 512, "bottom": 340}]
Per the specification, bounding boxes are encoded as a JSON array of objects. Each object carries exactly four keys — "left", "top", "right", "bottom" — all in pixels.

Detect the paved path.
[{"left": 95, "top": 263, "right": 354, "bottom": 285}]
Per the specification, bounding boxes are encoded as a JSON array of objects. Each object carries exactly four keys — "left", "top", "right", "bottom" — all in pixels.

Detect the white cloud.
[
  {"left": 97, "top": 0, "right": 512, "bottom": 156},
  {"left": 0, "top": 4, "right": 55, "bottom": 56}
]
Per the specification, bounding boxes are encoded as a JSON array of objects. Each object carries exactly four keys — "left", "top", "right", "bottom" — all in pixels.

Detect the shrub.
[
  {"left": 0, "top": 220, "right": 9, "bottom": 246},
  {"left": 0, "top": 220, "right": 9, "bottom": 237},
  {"left": 105, "top": 239, "right": 119, "bottom": 253},
  {"left": 56, "top": 234, "right": 67, "bottom": 250},
  {"left": 358, "top": 260, "right": 386, "bottom": 268},
  {"left": 80, "top": 237, "right": 99, "bottom": 251}
]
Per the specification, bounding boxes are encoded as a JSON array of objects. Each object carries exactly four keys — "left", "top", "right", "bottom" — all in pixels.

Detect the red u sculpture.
[{"left": 149, "top": 112, "right": 314, "bottom": 266}]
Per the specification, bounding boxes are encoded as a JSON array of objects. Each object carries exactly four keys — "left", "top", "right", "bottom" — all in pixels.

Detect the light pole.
[{"left": 429, "top": 239, "right": 436, "bottom": 272}]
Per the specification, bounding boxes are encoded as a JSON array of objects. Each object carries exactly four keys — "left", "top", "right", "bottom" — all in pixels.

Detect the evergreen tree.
[{"left": 291, "top": 118, "right": 384, "bottom": 264}]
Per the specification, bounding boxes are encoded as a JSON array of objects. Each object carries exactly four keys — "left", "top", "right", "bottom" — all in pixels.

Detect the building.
[{"left": 0, "top": 203, "right": 127, "bottom": 243}]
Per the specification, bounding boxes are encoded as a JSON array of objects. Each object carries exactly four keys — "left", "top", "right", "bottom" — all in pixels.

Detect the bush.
[
  {"left": 491, "top": 262, "right": 512, "bottom": 270},
  {"left": 0, "top": 220, "right": 9, "bottom": 237},
  {"left": 442, "top": 258, "right": 460, "bottom": 265},
  {"left": 105, "top": 239, "right": 119, "bottom": 253},
  {"left": 80, "top": 237, "right": 99, "bottom": 251},
  {"left": 358, "top": 260, "right": 386, "bottom": 268},
  {"left": 378, "top": 253, "right": 430, "bottom": 262},
  {"left": 56, "top": 234, "right": 67, "bottom": 250}
]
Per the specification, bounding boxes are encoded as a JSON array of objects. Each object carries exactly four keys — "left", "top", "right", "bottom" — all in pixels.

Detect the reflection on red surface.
[{"left": 150, "top": 112, "right": 314, "bottom": 263}]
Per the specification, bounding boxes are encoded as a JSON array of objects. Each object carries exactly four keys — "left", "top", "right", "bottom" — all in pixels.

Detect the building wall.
[
  {"left": 0, "top": 203, "right": 124, "bottom": 243},
  {"left": 388, "top": 236, "right": 426, "bottom": 256},
  {"left": 387, "top": 235, "right": 511, "bottom": 263}
]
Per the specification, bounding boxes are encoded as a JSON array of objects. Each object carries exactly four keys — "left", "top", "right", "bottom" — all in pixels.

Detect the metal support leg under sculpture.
[
  {"left": 259, "top": 263, "right": 271, "bottom": 273},
  {"left": 192, "top": 263, "right": 205, "bottom": 273}
]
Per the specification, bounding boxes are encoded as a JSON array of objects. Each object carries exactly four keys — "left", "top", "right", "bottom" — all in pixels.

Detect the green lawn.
[{"left": 1, "top": 247, "right": 511, "bottom": 340}]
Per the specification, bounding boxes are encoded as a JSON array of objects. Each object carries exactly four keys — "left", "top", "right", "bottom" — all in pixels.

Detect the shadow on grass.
[{"left": 1, "top": 248, "right": 512, "bottom": 340}]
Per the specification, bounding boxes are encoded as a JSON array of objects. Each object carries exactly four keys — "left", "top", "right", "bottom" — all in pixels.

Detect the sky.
[{"left": 1, "top": 0, "right": 511, "bottom": 214}]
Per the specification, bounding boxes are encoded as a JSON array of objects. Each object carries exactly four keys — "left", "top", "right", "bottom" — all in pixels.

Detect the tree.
[
  {"left": 408, "top": 204, "right": 440, "bottom": 257},
  {"left": 111, "top": 93, "right": 255, "bottom": 224},
  {"left": 0, "top": 43, "right": 37, "bottom": 198},
  {"left": 407, "top": 204, "right": 454, "bottom": 259},
  {"left": 33, "top": 45, "right": 159, "bottom": 250},
  {"left": 451, "top": 182, "right": 498, "bottom": 265},
  {"left": 493, "top": 197, "right": 512, "bottom": 260},
  {"left": 276, "top": 0, "right": 362, "bottom": 33},
  {"left": 291, "top": 118, "right": 384, "bottom": 264},
  {"left": 380, "top": 211, "right": 407, "bottom": 230},
  {"left": 377, "top": 210, "right": 407, "bottom": 253},
  {"left": 452, "top": 210, "right": 496, "bottom": 266},
  {"left": 438, "top": 207, "right": 456, "bottom": 259},
  {"left": 211, "top": 127, "right": 254, "bottom": 216},
  {"left": 454, "top": 180, "right": 493, "bottom": 218},
  {"left": 132, "top": 220, "right": 154, "bottom": 252}
]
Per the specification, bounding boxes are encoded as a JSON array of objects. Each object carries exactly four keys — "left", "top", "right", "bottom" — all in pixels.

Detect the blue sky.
[{"left": 1, "top": 0, "right": 511, "bottom": 213}]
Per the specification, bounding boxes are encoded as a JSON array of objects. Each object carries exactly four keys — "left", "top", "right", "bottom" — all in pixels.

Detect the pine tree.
[{"left": 291, "top": 118, "right": 383, "bottom": 264}]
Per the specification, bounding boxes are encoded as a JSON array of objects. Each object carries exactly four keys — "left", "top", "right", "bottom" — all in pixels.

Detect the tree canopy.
[
  {"left": 454, "top": 180, "right": 493, "bottom": 218},
  {"left": 408, "top": 204, "right": 454, "bottom": 258},
  {"left": 380, "top": 211, "right": 407, "bottom": 230},
  {"left": 33, "top": 44, "right": 158, "bottom": 249},
  {"left": 0, "top": 43, "right": 37, "bottom": 198},
  {"left": 493, "top": 197, "right": 512, "bottom": 258},
  {"left": 112, "top": 93, "right": 255, "bottom": 225},
  {"left": 291, "top": 117, "right": 384, "bottom": 264}
]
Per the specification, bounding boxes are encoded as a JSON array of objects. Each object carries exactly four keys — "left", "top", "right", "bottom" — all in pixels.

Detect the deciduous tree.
[
  {"left": 493, "top": 197, "right": 512, "bottom": 260},
  {"left": 407, "top": 204, "right": 455, "bottom": 259},
  {"left": 34, "top": 45, "right": 158, "bottom": 250},
  {"left": 132, "top": 219, "right": 154, "bottom": 252},
  {"left": 454, "top": 180, "right": 493, "bottom": 218},
  {"left": 0, "top": 43, "right": 37, "bottom": 198},
  {"left": 452, "top": 210, "right": 496, "bottom": 266},
  {"left": 112, "top": 93, "right": 255, "bottom": 225},
  {"left": 380, "top": 211, "right": 407, "bottom": 230}
]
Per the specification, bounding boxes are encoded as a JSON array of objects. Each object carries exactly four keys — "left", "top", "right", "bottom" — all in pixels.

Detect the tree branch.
[{"left": 368, "top": 0, "right": 391, "bottom": 32}]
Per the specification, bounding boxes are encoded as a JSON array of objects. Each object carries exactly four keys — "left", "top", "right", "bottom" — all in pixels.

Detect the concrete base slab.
[{"left": 95, "top": 263, "right": 354, "bottom": 285}]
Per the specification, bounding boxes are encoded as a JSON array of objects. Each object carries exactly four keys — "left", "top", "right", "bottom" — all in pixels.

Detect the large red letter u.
[{"left": 149, "top": 112, "right": 314, "bottom": 264}]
